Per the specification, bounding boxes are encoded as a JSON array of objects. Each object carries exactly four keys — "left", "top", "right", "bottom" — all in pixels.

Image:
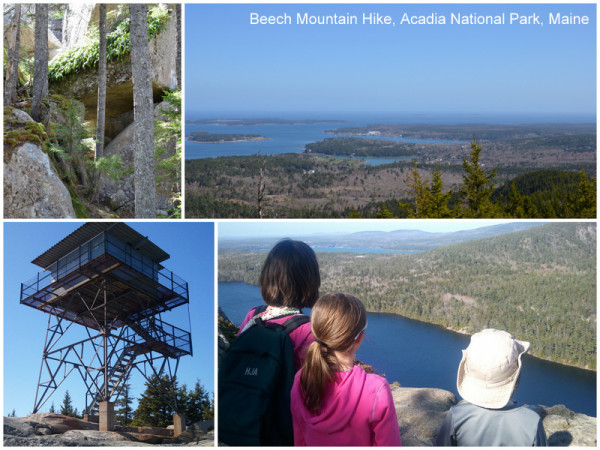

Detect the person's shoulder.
[
  {"left": 520, "top": 404, "right": 544, "bottom": 421},
  {"left": 361, "top": 369, "right": 392, "bottom": 391},
  {"left": 283, "top": 315, "right": 312, "bottom": 334},
  {"left": 238, "top": 307, "right": 259, "bottom": 334}
]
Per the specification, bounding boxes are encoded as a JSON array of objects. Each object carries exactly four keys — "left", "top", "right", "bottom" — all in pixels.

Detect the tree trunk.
[
  {"left": 129, "top": 4, "right": 156, "bottom": 218},
  {"left": 96, "top": 4, "right": 107, "bottom": 159},
  {"left": 176, "top": 4, "right": 181, "bottom": 89},
  {"left": 30, "top": 3, "right": 48, "bottom": 123},
  {"left": 4, "top": 4, "right": 22, "bottom": 105}
]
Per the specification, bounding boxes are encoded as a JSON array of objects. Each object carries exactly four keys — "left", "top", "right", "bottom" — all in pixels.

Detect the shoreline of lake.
[
  {"left": 219, "top": 281, "right": 596, "bottom": 416},
  {"left": 222, "top": 279, "right": 595, "bottom": 373},
  {"left": 374, "top": 310, "right": 597, "bottom": 374}
]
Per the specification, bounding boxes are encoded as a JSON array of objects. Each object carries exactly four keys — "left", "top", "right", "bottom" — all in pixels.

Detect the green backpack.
[{"left": 218, "top": 310, "right": 309, "bottom": 446}]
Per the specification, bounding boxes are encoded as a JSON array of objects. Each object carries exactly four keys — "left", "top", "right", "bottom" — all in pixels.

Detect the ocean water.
[
  {"left": 184, "top": 113, "right": 487, "bottom": 160},
  {"left": 219, "top": 282, "right": 597, "bottom": 417},
  {"left": 185, "top": 111, "right": 593, "bottom": 160}
]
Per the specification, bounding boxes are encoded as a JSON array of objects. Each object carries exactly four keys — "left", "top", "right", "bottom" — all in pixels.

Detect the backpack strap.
[
  {"left": 281, "top": 314, "right": 310, "bottom": 334},
  {"left": 254, "top": 308, "right": 310, "bottom": 336}
]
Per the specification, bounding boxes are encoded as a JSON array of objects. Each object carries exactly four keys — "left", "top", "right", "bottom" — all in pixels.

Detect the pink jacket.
[
  {"left": 290, "top": 365, "right": 402, "bottom": 446},
  {"left": 239, "top": 307, "right": 314, "bottom": 371}
]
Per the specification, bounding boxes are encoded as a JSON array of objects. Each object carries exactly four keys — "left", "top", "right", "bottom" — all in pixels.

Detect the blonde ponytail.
[{"left": 299, "top": 293, "right": 367, "bottom": 413}]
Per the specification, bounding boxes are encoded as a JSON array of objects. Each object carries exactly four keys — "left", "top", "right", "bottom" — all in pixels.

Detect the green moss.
[
  {"left": 4, "top": 105, "right": 15, "bottom": 119},
  {"left": 67, "top": 185, "right": 89, "bottom": 218},
  {"left": 49, "top": 94, "right": 72, "bottom": 110},
  {"left": 47, "top": 122, "right": 57, "bottom": 139},
  {"left": 4, "top": 121, "right": 50, "bottom": 152},
  {"left": 49, "top": 6, "right": 171, "bottom": 82}
]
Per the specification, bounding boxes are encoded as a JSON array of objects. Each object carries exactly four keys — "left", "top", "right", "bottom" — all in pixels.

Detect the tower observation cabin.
[{"left": 20, "top": 222, "right": 192, "bottom": 425}]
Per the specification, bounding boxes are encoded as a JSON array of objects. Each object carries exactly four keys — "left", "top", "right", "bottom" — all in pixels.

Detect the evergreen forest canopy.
[
  {"left": 186, "top": 134, "right": 596, "bottom": 218},
  {"left": 219, "top": 223, "right": 596, "bottom": 370},
  {"left": 39, "top": 375, "right": 213, "bottom": 428}
]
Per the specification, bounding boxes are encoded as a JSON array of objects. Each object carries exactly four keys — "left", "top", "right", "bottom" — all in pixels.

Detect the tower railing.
[
  {"left": 21, "top": 232, "right": 188, "bottom": 306},
  {"left": 124, "top": 316, "right": 193, "bottom": 357}
]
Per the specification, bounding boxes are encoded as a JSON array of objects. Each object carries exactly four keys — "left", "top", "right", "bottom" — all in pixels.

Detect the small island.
[
  {"left": 305, "top": 137, "right": 417, "bottom": 157},
  {"left": 187, "top": 131, "right": 270, "bottom": 143}
]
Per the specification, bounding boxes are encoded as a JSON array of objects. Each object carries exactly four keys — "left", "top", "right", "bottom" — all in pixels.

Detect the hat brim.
[{"left": 457, "top": 339, "right": 529, "bottom": 409}]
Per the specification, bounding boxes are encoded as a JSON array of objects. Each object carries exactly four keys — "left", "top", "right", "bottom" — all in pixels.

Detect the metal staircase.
[
  {"left": 86, "top": 316, "right": 192, "bottom": 412},
  {"left": 88, "top": 345, "right": 139, "bottom": 413}
]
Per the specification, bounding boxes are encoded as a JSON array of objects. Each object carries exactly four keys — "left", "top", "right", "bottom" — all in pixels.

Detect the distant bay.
[
  {"left": 219, "top": 282, "right": 596, "bottom": 417},
  {"left": 185, "top": 116, "right": 463, "bottom": 162},
  {"left": 185, "top": 112, "right": 594, "bottom": 160}
]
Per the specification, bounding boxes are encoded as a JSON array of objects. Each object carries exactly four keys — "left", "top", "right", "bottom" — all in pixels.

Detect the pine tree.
[
  {"left": 400, "top": 163, "right": 453, "bottom": 218},
  {"left": 202, "top": 394, "right": 214, "bottom": 421},
  {"left": 376, "top": 204, "right": 395, "bottom": 218},
  {"left": 459, "top": 140, "right": 498, "bottom": 218},
  {"left": 49, "top": 402, "right": 56, "bottom": 413},
  {"left": 51, "top": 97, "right": 91, "bottom": 187},
  {"left": 400, "top": 162, "right": 431, "bottom": 218},
  {"left": 60, "top": 390, "right": 76, "bottom": 417},
  {"left": 347, "top": 207, "right": 362, "bottom": 218},
  {"left": 569, "top": 168, "right": 596, "bottom": 218},
  {"left": 506, "top": 182, "right": 525, "bottom": 218},
  {"left": 428, "top": 165, "right": 453, "bottom": 218},
  {"left": 180, "top": 380, "right": 211, "bottom": 425},
  {"left": 131, "top": 375, "right": 178, "bottom": 427},
  {"left": 154, "top": 89, "right": 182, "bottom": 217},
  {"left": 115, "top": 374, "right": 134, "bottom": 426}
]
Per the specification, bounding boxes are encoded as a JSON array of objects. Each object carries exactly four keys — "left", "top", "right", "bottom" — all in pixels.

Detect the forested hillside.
[{"left": 219, "top": 223, "right": 596, "bottom": 369}]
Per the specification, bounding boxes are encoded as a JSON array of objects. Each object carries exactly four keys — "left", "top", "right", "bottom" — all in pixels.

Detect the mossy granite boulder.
[{"left": 3, "top": 109, "right": 76, "bottom": 219}]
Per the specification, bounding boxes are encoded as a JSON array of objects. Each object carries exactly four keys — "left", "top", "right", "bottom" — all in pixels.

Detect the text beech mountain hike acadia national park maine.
[{"left": 250, "top": 11, "right": 590, "bottom": 26}]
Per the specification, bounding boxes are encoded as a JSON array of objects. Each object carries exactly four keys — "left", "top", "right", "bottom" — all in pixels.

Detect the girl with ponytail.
[{"left": 290, "top": 293, "right": 402, "bottom": 446}]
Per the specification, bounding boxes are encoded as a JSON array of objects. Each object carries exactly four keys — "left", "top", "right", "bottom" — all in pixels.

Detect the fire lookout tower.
[{"left": 20, "top": 222, "right": 192, "bottom": 430}]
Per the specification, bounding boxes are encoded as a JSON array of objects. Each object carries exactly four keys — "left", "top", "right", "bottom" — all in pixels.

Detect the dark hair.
[
  {"left": 300, "top": 293, "right": 367, "bottom": 413},
  {"left": 259, "top": 239, "right": 320, "bottom": 308}
]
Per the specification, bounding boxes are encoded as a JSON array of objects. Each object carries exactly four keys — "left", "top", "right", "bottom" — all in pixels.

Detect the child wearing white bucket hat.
[{"left": 435, "top": 329, "right": 547, "bottom": 446}]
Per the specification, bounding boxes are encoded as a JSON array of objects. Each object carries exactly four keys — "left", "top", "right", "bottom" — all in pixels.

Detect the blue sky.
[
  {"left": 3, "top": 222, "right": 214, "bottom": 416},
  {"left": 186, "top": 3, "right": 595, "bottom": 119},
  {"left": 218, "top": 219, "right": 528, "bottom": 239}
]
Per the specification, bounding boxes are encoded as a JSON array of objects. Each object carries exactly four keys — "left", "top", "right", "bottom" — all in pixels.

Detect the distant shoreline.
[
  {"left": 186, "top": 118, "right": 345, "bottom": 126},
  {"left": 187, "top": 136, "right": 271, "bottom": 144},
  {"left": 186, "top": 131, "right": 271, "bottom": 144}
]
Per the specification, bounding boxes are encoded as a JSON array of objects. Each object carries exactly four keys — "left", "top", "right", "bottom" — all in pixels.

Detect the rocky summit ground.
[
  {"left": 5, "top": 392, "right": 596, "bottom": 447},
  {"left": 3, "top": 414, "right": 214, "bottom": 447}
]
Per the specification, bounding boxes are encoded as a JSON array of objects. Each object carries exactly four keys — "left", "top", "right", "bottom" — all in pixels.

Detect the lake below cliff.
[{"left": 219, "top": 281, "right": 596, "bottom": 417}]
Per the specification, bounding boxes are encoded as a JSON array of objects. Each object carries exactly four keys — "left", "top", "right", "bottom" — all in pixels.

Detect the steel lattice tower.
[{"left": 20, "top": 223, "right": 192, "bottom": 417}]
